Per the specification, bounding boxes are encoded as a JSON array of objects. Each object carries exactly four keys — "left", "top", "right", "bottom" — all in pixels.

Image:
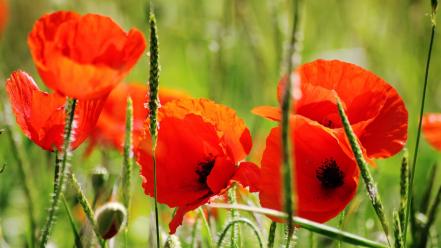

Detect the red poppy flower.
[
  {"left": 86, "top": 83, "right": 188, "bottom": 153},
  {"left": 0, "top": 0, "right": 7, "bottom": 35},
  {"left": 135, "top": 98, "right": 260, "bottom": 233},
  {"left": 422, "top": 113, "right": 441, "bottom": 150},
  {"left": 28, "top": 11, "right": 146, "bottom": 100},
  {"left": 5, "top": 70, "right": 105, "bottom": 151},
  {"left": 253, "top": 59, "right": 408, "bottom": 159},
  {"left": 259, "top": 115, "right": 359, "bottom": 223}
]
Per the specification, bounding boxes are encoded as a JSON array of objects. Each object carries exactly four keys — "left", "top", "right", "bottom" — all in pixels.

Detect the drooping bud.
[
  {"left": 95, "top": 202, "right": 127, "bottom": 239},
  {"left": 91, "top": 166, "right": 109, "bottom": 195},
  {"left": 432, "top": 0, "right": 438, "bottom": 13},
  {"left": 164, "top": 235, "right": 182, "bottom": 248}
]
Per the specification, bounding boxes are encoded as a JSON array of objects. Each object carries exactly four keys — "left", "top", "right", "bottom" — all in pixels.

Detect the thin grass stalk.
[
  {"left": 227, "top": 184, "right": 240, "bottom": 247},
  {"left": 69, "top": 172, "right": 106, "bottom": 248},
  {"left": 61, "top": 194, "right": 82, "bottom": 248},
  {"left": 148, "top": 2, "right": 161, "bottom": 246},
  {"left": 309, "top": 231, "right": 316, "bottom": 248},
  {"left": 208, "top": 203, "right": 388, "bottom": 248},
  {"left": 337, "top": 208, "right": 346, "bottom": 248},
  {"left": 406, "top": 1, "right": 438, "bottom": 244},
  {"left": 267, "top": 221, "right": 277, "bottom": 248},
  {"left": 393, "top": 211, "right": 403, "bottom": 248},
  {"left": 217, "top": 218, "right": 263, "bottom": 248},
  {"left": 190, "top": 213, "right": 199, "bottom": 248},
  {"left": 199, "top": 208, "right": 214, "bottom": 248},
  {"left": 280, "top": 0, "right": 301, "bottom": 246},
  {"left": 418, "top": 184, "right": 441, "bottom": 247},
  {"left": 336, "top": 98, "right": 390, "bottom": 244},
  {"left": 4, "top": 125, "right": 36, "bottom": 246},
  {"left": 121, "top": 97, "right": 134, "bottom": 247},
  {"left": 399, "top": 149, "right": 409, "bottom": 233},
  {"left": 39, "top": 98, "right": 77, "bottom": 247}
]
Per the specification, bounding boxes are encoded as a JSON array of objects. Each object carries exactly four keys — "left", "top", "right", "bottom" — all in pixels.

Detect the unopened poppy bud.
[
  {"left": 164, "top": 235, "right": 181, "bottom": 248},
  {"left": 95, "top": 202, "right": 127, "bottom": 240},
  {"left": 91, "top": 166, "right": 109, "bottom": 194},
  {"left": 432, "top": 0, "right": 438, "bottom": 12}
]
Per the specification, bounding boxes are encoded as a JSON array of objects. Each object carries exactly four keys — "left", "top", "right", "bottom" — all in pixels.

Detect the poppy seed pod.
[
  {"left": 95, "top": 202, "right": 127, "bottom": 240},
  {"left": 164, "top": 235, "right": 182, "bottom": 248},
  {"left": 91, "top": 166, "right": 109, "bottom": 195}
]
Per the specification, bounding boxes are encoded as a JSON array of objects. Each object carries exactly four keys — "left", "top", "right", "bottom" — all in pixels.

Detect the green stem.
[
  {"left": 190, "top": 213, "right": 199, "bottom": 248},
  {"left": 217, "top": 218, "right": 263, "bottom": 248},
  {"left": 336, "top": 98, "right": 390, "bottom": 245},
  {"left": 406, "top": 4, "right": 437, "bottom": 245},
  {"left": 39, "top": 98, "right": 77, "bottom": 247},
  {"left": 393, "top": 211, "right": 404, "bottom": 248},
  {"left": 206, "top": 204, "right": 388, "bottom": 248},
  {"left": 121, "top": 97, "right": 134, "bottom": 248},
  {"left": 148, "top": 6, "right": 161, "bottom": 248},
  {"left": 199, "top": 208, "right": 214, "bottom": 248},
  {"left": 228, "top": 184, "right": 240, "bottom": 247},
  {"left": 69, "top": 172, "right": 106, "bottom": 248},
  {"left": 417, "top": 184, "right": 441, "bottom": 248},
  {"left": 280, "top": 1, "right": 302, "bottom": 246},
  {"left": 267, "top": 222, "right": 277, "bottom": 248},
  {"left": 61, "top": 194, "right": 82, "bottom": 248},
  {"left": 399, "top": 149, "right": 409, "bottom": 234}
]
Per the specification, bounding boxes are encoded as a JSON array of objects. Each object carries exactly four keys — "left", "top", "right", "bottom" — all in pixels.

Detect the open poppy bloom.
[
  {"left": 5, "top": 70, "right": 105, "bottom": 151},
  {"left": 135, "top": 98, "right": 260, "bottom": 233},
  {"left": 422, "top": 113, "right": 441, "bottom": 150},
  {"left": 87, "top": 83, "right": 188, "bottom": 153},
  {"left": 28, "top": 11, "right": 146, "bottom": 100},
  {"left": 253, "top": 59, "right": 408, "bottom": 159},
  {"left": 259, "top": 115, "right": 359, "bottom": 223},
  {"left": 0, "top": 0, "right": 7, "bottom": 35}
]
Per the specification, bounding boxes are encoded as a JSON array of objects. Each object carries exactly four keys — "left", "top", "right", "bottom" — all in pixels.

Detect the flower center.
[
  {"left": 196, "top": 158, "right": 215, "bottom": 185},
  {"left": 315, "top": 159, "right": 344, "bottom": 189}
]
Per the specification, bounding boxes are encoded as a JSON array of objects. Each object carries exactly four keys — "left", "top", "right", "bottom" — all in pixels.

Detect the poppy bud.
[
  {"left": 95, "top": 202, "right": 127, "bottom": 240},
  {"left": 432, "top": 0, "right": 438, "bottom": 12},
  {"left": 91, "top": 166, "right": 109, "bottom": 195},
  {"left": 164, "top": 235, "right": 181, "bottom": 248}
]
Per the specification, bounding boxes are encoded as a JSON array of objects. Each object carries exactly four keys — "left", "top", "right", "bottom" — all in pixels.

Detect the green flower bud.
[
  {"left": 95, "top": 202, "right": 127, "bottom": 240},
  {"left": 164, "top": 235, "right": 181, "bottom": 248},
  {"left": 91, "top": 166, "right": 109, "bottom": 194}
]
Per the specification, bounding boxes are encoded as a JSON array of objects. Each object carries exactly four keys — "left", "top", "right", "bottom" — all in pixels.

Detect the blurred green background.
[{"left": 0, "top": 0, "right": 440, "bottom": 247}]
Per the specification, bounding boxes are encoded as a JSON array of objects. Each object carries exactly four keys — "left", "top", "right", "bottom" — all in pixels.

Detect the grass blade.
[
  {"left": 267, "top": 221, "right": 277, "bottom": 248},
  {"left": 336, "top": 97, "right": 390, "bottom": 244},
  {"left": 217, "top": 218, "right": 263, "bottom": 248},
  {"left": 199, "top": 208, "right": 214, "bottom": 248},
  {"left": 207, "top": 203, "right": 388, "bottom": 248}
]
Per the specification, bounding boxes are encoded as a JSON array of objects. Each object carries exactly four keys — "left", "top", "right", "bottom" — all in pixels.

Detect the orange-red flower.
[
  {"left": 5, "top": 71, "right": 106, "bottom": 151},
  {"left": 0, "top": 0, "right": 8, "bottom": 35},
  {"left": 260, "top": 116, "right": 359, "bottom": 223},
  {"left": 87, "top": 83, "right": 188, "bottom": 153},
  {"left": 28, "top": 11, "right": 146, "bottom": 100},
  {"left": 422, "top": 113, "right": 441, "bottom": 150},
  {"left": 254, "top": 59, "right": 408, "bottom": 159},
  {"left": 135, "top": 98, "right": 260, "bottom": 233}
]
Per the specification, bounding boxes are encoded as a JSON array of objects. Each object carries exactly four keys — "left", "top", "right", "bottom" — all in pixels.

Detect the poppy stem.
[
  {"left": 267, "top": 221, "right": 277, "bottom": 248},
  {"left": 148, "top": 7, "right": 161, "bottom": 248},
  {"left": 227, "top": 184, "right": 240, "bottom": 247},
  {"left": 207, "top": 203, "right": 388, "bottom": 248},
  {"left": 217, "top": 218, "right": 264, "bottom": 248},
  {"left": 69, "top": 171, "right": 106, "bottom": 248},
  {"left": 336, "top": 98, "right": 391, "bottom": 246},
  {"left": 121, "top": 97, "right": 134, "bottom": 248},
  {"left": 39, "top": 98, "right": 77, "bottom": 248},
  {"left": 406, "top": 2, "right": 437, "bottom": 244},
  {"left": 280, "top": 0, "right": 302, "bottom": 246}
]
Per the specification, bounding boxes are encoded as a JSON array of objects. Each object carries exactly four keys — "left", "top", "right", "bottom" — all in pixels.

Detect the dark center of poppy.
[
  {"left": 196, "top": 158, "right": 215, "bottom": 185},
  {"left": 315, "top": 159, "right": 344, "bottom": 189}
]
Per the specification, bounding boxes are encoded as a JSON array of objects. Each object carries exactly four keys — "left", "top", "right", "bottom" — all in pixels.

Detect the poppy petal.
[
  {"left": 207, "top": 157, "right": 236, "bottom": 194},
  {"left": 231, "top": 161, "right": 260, "bottom": 193},
  {"left": 423, "top": 113, "right": 441, "bottom": 151},
  {"left": 251, "top": 106, "right": 281, "bottom": 121},
  {"left": 259, "top": 115, "right": 359, "bottom": 223},
  {"left": 160, "top": 98, "right": 252, "bottom": 163}
]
